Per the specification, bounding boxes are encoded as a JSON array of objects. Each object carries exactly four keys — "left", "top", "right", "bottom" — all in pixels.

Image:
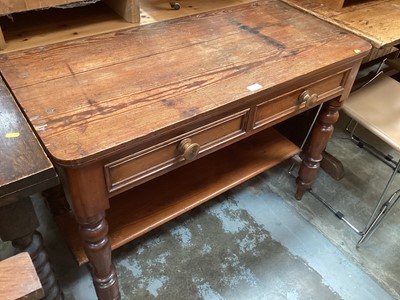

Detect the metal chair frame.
[{"left": 289, "top": 60, "right": 400, "bottom": 247}]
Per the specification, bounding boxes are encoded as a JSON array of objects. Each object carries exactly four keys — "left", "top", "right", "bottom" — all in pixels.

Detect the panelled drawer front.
[
  {"left": 253, "top": 71, "right": 347, "bottom": 129},
  {"left": 105, "top": 109, "right": 250, "bottom": 193}
]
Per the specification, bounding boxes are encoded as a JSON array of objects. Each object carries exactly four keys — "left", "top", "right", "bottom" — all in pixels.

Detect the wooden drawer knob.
[
  {"left": 178, "top": 138, "right": 200, "bottom": 161},
  {"left": 299, "top": 90, "right": 319, "bottom": 108}
]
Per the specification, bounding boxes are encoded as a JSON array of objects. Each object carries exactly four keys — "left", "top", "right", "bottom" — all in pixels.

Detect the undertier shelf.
[{"left": 55, "top": 128, "right": 300, "bottom": 265}]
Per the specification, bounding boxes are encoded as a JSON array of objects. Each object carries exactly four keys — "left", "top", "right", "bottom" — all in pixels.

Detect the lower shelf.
[{"left": 56, "top": 128, "right": 300, "bottom": 265}]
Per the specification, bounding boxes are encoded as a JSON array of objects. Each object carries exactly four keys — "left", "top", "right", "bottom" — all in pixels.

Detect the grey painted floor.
[{"left": 1, "top": 112, "right": 399, "bottom": 299}]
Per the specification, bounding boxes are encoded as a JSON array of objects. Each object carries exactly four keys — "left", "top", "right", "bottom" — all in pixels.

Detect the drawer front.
[
  {"left": 253, "top": 71, "right": 347, "bottom": 129},
  {"left": 105, "top": 110, "right": 250, "bottom": 193}
]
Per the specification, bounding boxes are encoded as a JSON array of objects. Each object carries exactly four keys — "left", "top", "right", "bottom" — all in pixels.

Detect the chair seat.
[{"left": 343, "top": 74, "right": 400, "bottom": 153}]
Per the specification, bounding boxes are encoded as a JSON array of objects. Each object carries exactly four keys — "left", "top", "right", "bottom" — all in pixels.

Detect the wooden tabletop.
[
  {"left": 0, "top": 0, "right": 370, "bottom": 167},
  {"left": 280, "top": 0, "right": 400, "bottom": 49},
  {"left": 0, "top": 78, "right": 58, "bottom": 205}
]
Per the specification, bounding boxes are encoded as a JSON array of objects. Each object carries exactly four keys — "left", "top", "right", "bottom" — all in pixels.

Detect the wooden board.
[
  {"left": 281, "top": 0, "right": 400, "bottom": 49},
  {"left": 0, "top": 252, "right": 44, "bottom": 300},
  {"left": 55, "top": 128, "right": 300, "bottom": 265},
  {"left": 104, "top": 0, "right": 139, "bottom": 23},
  {"left": 0, "top": 1, "right": 133, "bottom": 53}
]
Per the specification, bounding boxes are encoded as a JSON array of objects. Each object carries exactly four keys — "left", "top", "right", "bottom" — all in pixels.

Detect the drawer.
[
  {"left": 105, "top": 110, "right": 250, "bottom": 193},
  {"left": 253, "top": 71, "right": 347, "bottom": 129}
]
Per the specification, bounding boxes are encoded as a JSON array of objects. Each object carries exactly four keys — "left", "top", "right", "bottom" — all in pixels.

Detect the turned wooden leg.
[
  {"left": 63, "top": 163, "right": 120, "bottom": 299},
  {"left": 295, "top": 98, "right": 342, "bottom": 200},
  {"left": 13, "top": 233, "right": 63, "bottom": 300},
  {"left": 76, "top": 212, "right": 120, "bottom": 300},
  {"left": 0, "top": 197, "right": 63, "bottom": 300}
]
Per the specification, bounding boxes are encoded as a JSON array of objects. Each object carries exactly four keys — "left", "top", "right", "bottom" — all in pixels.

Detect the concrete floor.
[{"left": 1, "top": 112, "right": 399, "bottom": 300}]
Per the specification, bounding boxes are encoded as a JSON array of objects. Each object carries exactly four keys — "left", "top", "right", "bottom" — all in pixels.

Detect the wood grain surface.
[
  {"left": 0, "top": 0, "right": 370, "bottom": 167},
  {"left": 0, "top": 252, "right": 44, "bottom": 300},
  {"left": 0, "top": 78, "right": 58, "bottom": 204},
  {"left": 0, "top": 0, "right": 256, "bottom": 54},
  {"left": 281, "top": 0, "right": 400, "bottom": 49}
]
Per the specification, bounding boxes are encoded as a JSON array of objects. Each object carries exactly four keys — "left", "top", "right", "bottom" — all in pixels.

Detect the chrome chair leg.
[
  {"left": 288, "top": 104, "right": 324, "bottom": 175},
  {"left": 357, "top": 188, "right": 400, "bottom": 247},
  {"left": 356, "top": 160, "right": 400, "bottom": 246}
]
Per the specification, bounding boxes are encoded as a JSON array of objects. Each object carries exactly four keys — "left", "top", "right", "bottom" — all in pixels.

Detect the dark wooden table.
[
  {"left": 0, "top": 0, "right": 371, "bottom": 298},
  {"left": 0, "top": 79, "right": 63, "bottom": 299}
]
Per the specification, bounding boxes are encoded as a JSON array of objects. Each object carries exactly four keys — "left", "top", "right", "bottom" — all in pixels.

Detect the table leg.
[
  {"left": 295, "top": 97, "right": 342, "bottom": 200},
  {"left": 64, "top": 164, "right": 120, "bottom": 300},
  {"left": 0, "top": 197, "right": 63, "bottom": 299},
  {"left": 75, "top": 212, "right": 120, "bottom": 300}
]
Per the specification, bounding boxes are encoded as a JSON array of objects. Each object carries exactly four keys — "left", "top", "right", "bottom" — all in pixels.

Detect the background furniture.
[
  {"left": 0, "top": 0, "right": 255, "bottom": 54},
  {"left": 0, "top": 252, "right": 43, "bottom": 300},
  {"left": 0, "top": 79, "right": 63, "bottom": 299},
  {"left": 0, "top": 0, "right": 139, "bottom": 49},
  {"left": 280, "top": 0, "right": 400, "bottom": 62}
]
